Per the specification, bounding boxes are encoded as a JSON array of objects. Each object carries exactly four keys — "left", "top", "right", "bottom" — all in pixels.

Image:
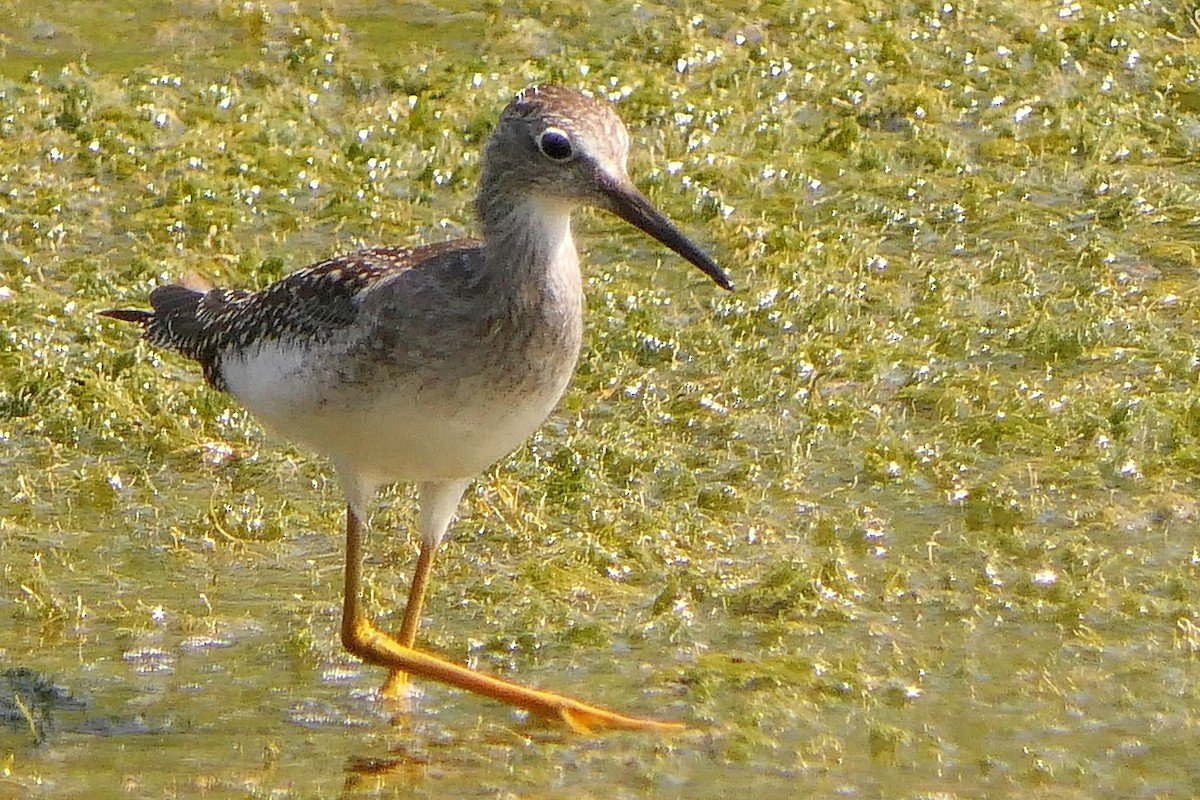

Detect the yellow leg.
[
  {"left": 378, "top": 541, "right": 434, "bottom": 698},
  {"left": 340, "top": 505, "right": 683, "bottom": 733},
  {"left": 380, "top": 480, "right": 465, "bottom": 698}
]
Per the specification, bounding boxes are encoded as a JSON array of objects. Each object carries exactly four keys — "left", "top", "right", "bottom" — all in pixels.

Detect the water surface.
[{"left": 2, "top": 1, "right": 1199, "bottom": 797}]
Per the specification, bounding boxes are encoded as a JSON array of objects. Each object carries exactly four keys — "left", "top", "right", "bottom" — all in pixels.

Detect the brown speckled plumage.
[{"left": 102, "top": 241, "right": 477, "bottom": 391}]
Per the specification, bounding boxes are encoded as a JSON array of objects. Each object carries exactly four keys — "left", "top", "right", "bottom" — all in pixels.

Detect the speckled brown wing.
[{"left": 99, "top": 240, "right": 479, "bottom": 391}]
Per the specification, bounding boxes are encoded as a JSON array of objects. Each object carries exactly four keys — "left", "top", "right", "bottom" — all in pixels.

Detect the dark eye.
[{"left": 537, "top": 127, "right": 573, "bottom": 161}]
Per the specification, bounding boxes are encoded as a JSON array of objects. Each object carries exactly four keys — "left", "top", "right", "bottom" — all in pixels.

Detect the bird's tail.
[
  {"left": 99, "top": 280, "right": 229, "bottom": 387},
  {"left": 100, "top": 271, "right": 213, "bottom": 328},
  {"left": 97, "top": 307, "right": 154, "bottom": 326},
  {"left": 99, "top": 284, "right": 206, "bottom": 334},
  {"left": 98, "top": 278, "right": 215, "bottom": 361}
]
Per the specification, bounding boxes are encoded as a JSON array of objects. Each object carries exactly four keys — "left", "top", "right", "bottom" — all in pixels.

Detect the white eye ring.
[{"left": 537, "top": 127, "right": 574, "bottom": 161}]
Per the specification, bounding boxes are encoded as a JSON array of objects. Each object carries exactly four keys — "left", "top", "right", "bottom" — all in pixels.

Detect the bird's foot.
[
  {"left": 379, "top": 669, "right": 412, "bottom": 699},
  {"left": 554, "top": 698, "right": 685, "bottom": 734},
  {"left": 345, "top": 615, "right": 682, "bottom": 734}
]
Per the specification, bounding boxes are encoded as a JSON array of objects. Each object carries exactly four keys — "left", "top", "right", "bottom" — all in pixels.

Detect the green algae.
[{"left": 2, "top": 1, "right": 1200, "bottom": 797}]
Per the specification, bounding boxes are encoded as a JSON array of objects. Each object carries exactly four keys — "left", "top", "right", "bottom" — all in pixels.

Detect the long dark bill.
[{"left": 602, "top": 178, "right": 735, "bottom": 291}]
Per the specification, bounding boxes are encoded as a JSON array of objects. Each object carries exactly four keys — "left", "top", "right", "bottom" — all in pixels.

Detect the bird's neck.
[{"left": 477, "top": 194, "right": 583, "bottom": 319}]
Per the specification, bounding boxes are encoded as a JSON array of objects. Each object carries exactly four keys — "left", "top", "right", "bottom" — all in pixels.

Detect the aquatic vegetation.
[{"left": 2, "top": 0, "right": 1198, "bottom": 796}]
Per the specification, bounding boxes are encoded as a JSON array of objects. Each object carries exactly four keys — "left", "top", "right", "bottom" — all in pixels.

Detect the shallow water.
[{"left": 3, "top": 1, "right": 1200, "bottom": 798}]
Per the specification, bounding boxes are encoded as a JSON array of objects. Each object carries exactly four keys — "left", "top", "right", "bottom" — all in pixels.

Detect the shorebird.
[{"left": 101, "top": 84, "right": 733, "bottom": 733}]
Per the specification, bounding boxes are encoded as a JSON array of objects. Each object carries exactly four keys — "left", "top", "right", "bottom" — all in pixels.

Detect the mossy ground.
[{"left": 2, "top": 1, "right": 1199, "bottom": 797}]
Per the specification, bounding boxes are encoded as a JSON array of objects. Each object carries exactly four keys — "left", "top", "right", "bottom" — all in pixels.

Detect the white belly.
[{"left": 220, "top": 338, "right": 574, "bottom": 488}]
